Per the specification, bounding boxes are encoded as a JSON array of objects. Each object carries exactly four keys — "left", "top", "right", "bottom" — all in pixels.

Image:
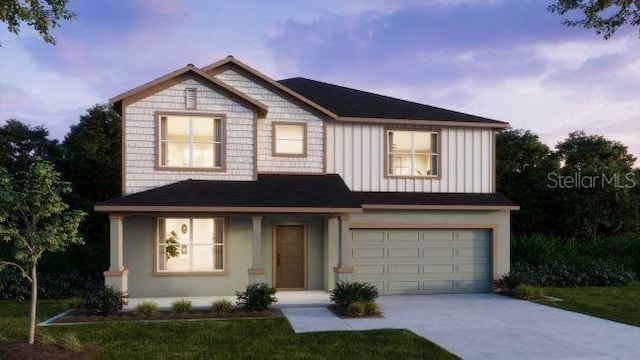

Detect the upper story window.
[
  {"left": 387, "top": 130, "right": 439, "bottom": 177},
  {"left": 158, "top": 114, "right": 224, "bottom": 169},
  {"left": 272, "top": 122, "right": 306, "bottom": 157}
]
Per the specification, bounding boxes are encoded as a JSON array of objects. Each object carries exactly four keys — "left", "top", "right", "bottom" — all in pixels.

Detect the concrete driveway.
[{"left": 282, "top": 293, "right": 640, "bottom": 360}]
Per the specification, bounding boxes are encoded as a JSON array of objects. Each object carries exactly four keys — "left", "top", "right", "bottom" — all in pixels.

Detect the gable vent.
[{"left": 185, "top": 88, "right": 197, "bottom": 109}]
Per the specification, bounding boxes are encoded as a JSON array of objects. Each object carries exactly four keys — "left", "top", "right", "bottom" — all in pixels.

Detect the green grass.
[
  {"left": 0, "top": 300, "right": 458, "bottom": 359},
  {"left": 536, "top": 283, "right": 640, "bottom": 327}
]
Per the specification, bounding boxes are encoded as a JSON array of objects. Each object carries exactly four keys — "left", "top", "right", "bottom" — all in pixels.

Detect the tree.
[
  {"left": 548, "top": 0, "right": 640, "bottom": 39},
  {"left": 0, "top": 161, "right": 85, "bottom": 345},
  {"left": 554, "top": 131, "right": 637, "bottom": 238},
  {"left": 496, "top": 128, "right": 559, "bottom": 235},
  {"left": 0, "top": 0, "right": 75, "bottom": 44},
  {"left": 0, "top": 119, "right": 61, "bottom": 173}
]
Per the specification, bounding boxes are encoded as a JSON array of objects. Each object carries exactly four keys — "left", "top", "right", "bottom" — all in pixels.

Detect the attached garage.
[{"left": 350, "top": 228, "right": 492, "bottom": 294}]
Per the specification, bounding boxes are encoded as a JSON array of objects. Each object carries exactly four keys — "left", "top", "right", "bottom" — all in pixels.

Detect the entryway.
[{"left": 274, "top": 224, "right": 306, "bottom": 289}]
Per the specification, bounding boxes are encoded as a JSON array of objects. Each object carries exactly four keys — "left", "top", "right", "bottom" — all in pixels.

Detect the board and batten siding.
[
  {"left": 124, "top": 78, "right": 257, "bottom": 194},
  {"left": 326, "top": 122, "right": 494, "bottom": 193},
  {"left": 213, "top": 68, "right": 325, "bottom": 174}
]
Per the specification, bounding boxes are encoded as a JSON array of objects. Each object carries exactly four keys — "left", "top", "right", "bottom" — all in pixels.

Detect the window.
[
  {"left": 158, "top": 114, "right": 223, "bottom": 168},
  {"left": 185, "top": 88, "right": 197, "bottom": 109},
  {"left": 387, "top": 130, "right": 439, "bottom": 177},
  {"left": 157, "top": 218, "right": 225, "bottom": 273},
  {"left": 273, "top": 122, "right": 306, "bottom": 156}
]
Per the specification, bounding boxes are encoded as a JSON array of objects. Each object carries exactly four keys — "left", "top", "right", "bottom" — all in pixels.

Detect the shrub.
[
  {"left": 60, "top": 333, "right": 83, "bottom": 352},
  {"left": 0, "top": 268, "right": 102, "bottom": 300},
  {"left": 513, "top": 284, "right": 544, "bottom": 300},
  {"left": 211, "top": 299, "right": 233, "bottom": 314},
  {"left": 346, "top": 302, "right": 366, "bottom": 316},
  {"left": 84, "top": 286, "right": 128, "bottom": 315},
  {"left": 66, "top": 297, "right": 84, "bottom": 309},
  {"left": 0, "top": 267, "right": 30, "bottom": 300},
  {"left": 363, "top": 301, "right": 379, "bottom": 315},
  {"left": 172, "top": 299, "right": 193, "bottom": 314},
  {"left": 135, "top": 301, "right": 159, "bottom": 316},
  {"left": 39, "top": 334, "right": 57, "bottom": 345},
  {"left": 235, "top": 283, "right": 277, "bottom": 311},
  {"left": 330, "top": 281, "right": 379, "bottom": 305}
]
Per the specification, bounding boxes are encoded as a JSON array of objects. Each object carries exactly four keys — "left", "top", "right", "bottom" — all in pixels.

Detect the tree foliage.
[
  {"left": 0, "top": 0, "right": 75, "bottom": 44},
  {"left": 548, "top": 0, "right": 640, "bottom": 39},
  {"left": 0, "top": 161, "right": 85, "bottom": 344},
  {"left": 0, "top": 119, "right": 61, "bottom": 173}
]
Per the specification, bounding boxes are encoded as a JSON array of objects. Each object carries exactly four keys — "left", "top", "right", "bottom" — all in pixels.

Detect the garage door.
[{"left": 350, "top": 229, "right": 492, "bottom": 294}]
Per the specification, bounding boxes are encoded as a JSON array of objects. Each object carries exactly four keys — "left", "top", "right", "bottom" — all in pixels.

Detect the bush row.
[
  {"left": 496, "top": 261, "right": 636, "bottom": 289},
  {"left": 512, "top": 234, "right": 640, "bottom": 275},
  {"left": 0, "top": 268, "right": 102, "bottom": 300}
]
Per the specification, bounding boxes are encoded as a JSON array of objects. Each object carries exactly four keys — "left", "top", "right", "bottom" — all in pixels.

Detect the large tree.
[
  {"left": 0, "top": 119, "right": 61, "bottom": 173},
  {"left": 496, "top": 128, "right": 559, "bottom": 235},
  {"left": 548, "top": 0, "right": 640, "bottom": 39},
  {"left": 0, "top": 0, "right": 75, "bottom": 44},
  {"left": 0, "top": 161, "right": 85, "bottom": 345}
]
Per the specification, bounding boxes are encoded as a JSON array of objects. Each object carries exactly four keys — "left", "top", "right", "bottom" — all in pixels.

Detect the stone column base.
[{"left": 104, "top": 269, "right": 129, "bottom": 293}]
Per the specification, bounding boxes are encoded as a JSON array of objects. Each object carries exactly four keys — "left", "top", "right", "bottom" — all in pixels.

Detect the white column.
[
  {"left": 104, "top": 214, "right": 128, "bottom": 292},
  {"left": 248, "top": 216, "right": 265, "bottom": 284},
  {"left": 334, "top": 214, "right": 353, "bottom": 282}
]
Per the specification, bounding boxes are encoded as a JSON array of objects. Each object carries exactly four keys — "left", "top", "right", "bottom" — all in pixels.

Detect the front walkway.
[
  {"left": 282, "top": 293, "right": 640, "bottom": 360},
  {"left": 125, "top": 290, "right": 330, "bottom": 310}
]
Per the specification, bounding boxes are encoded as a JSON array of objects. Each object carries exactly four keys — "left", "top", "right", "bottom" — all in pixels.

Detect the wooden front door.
[{"left": 275, "top": 225, "right": 305, "bottom": 289}]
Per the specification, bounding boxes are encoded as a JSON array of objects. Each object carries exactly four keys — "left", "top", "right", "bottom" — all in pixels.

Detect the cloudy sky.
[{"left": 1, "top": 0, "right": 638, "bottom": 162}]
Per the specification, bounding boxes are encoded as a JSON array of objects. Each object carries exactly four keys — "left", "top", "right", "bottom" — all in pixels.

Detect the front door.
[{"left": 275, "top": 225, "right": 305, "bottom": 289}]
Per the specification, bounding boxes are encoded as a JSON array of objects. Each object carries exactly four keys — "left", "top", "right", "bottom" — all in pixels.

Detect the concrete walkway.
[{"left": 282, "top": 293, "right": 640, "bottom": 360}]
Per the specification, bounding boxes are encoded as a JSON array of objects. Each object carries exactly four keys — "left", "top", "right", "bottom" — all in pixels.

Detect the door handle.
[{"left": 277, "top": 253, "right": 280, "bottom": 267}]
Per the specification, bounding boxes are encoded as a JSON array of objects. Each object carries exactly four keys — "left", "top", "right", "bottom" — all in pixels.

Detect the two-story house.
[{"left": 95, "top": 56, "right": 518, "bottom": 298}]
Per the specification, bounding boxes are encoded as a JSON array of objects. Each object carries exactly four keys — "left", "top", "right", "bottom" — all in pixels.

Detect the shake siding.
[
  {"left": 124, "top": 78, "right": 256, "bottom": 194},
  {"left": 326, "top": 122, "right": 494, "bottom": 193},
  {"left": 213, "top": 69, "right": 325, "bottom": 173}
]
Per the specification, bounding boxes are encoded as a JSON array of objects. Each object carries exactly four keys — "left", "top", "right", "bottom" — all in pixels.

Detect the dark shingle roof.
[
  {"left": 278, "top": 77, "right": 505, "bottom": 124},
  {"left": 96, "top": 174, "right": 361, "bottom": 209},
  {"left": 353, "top": 192, "right": 518, "bottom": 207}
]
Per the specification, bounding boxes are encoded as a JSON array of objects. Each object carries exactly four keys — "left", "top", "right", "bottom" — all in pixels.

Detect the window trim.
[
  {"left": 154, "top": 111, "right": 227, "bottom": 172},
  {"left": 153, "top": 216, "right": 229, "bottom": 276},
  {"left": 384, "top": 128, "right": 442, "bottom": 179},
  {"left": 271, "top": 121, "right": 308, "bottom": 158}
]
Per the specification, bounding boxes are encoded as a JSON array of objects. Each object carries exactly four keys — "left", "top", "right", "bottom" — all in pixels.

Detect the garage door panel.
[
  {"left": 423, "top": 264, "right": 455, "bottom": 274},
  {"left": 388, "top": 248, "right": 419, "bottom": 258},
  {"left": 388, "top": 264, "right": 419, "bottom": 275},
  {"left": 351, "top": 229, "right": 491, "bottom": 295},
  {"left": 352, "top": 248, "right": 385, "bottom": 259},
  {"left": 423, "top": 247, "right": 455, "bottom": 258},
  {"left": 388, "top": 281, "right": 421, "bottom": 292}
]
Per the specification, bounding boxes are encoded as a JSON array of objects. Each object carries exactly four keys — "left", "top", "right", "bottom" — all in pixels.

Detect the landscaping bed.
[
  {"left": 327, "top": 304, "right": 384, "bottom": 319},
  {"left": 0, "top": 341, "right": 101, "bottom": 360},
  {"left": 52, "top": 307, "right": 282, "bottom": 324}
]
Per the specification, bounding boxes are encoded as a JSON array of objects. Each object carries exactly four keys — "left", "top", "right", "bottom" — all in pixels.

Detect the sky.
[{"left": 1, "top": 0, "right": 639, "bottom": 163}]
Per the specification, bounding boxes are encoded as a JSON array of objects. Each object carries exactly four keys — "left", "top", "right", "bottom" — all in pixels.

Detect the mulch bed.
[
  {"left": 0, "top": 342, "right": 101, "bottom": 360},
  {"left": 53, "top": 308, "right": 282, "bottom": 324},
  {"left": 326, "top": 304, "right": 384, "bottom": 319}
]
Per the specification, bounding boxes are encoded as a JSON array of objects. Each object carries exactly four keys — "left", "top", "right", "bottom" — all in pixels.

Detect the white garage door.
[{"left": 350, "top": 229, "right": 492, "bottom": 294}]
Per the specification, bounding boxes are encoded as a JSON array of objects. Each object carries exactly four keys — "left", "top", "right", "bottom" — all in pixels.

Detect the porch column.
[
  {"left": 104, "top": 215, "right": 129, "bottom": 292},
  {"left": 248, "top": 216, "right": 265, "bottom": 284},
  {"left": 334, "top": 214, "right": 353, "bottom": 282}
]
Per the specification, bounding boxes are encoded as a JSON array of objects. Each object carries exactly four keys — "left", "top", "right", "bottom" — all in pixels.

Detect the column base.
[
  {"left": 333, "top": 266, "right": 354, "bottom": 283},
  {"left": 248, "top": 268, "right": 266, "bottom": 284},
  {"left": 104, "top": 269, "right": 129, "bottom": 293}
]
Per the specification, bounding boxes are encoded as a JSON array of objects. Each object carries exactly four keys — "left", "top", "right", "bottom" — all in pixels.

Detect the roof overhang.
[
  {"left": 94, "top": 205, "right": 363, "bottom": 214},
  {"left": 109, "top": 64, "right": 268, "bottom": 118},
  {"left": 361, "top": 204, "right": 520, "bottom": 211},
  {"left": 337, "top": 117, "right": 510, "bottom": 129}
]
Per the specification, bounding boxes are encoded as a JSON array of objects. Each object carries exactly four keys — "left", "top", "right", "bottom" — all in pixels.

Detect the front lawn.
[
  {"left": 536, "top": 283, "right": 640, "bottom": 327},
  {"left": 0, "top": 300, "right": 458, "bottom": 359}
]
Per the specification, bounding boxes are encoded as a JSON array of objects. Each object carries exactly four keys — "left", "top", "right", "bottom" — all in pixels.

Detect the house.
[{"left": 95, "top": 56, "right": 518, "bottom": 298}]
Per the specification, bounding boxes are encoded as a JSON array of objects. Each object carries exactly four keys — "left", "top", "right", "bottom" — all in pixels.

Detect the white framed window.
[
  {"left": 387, "top": 130, "right": 439, "bottom": 177},
  {"left": 158, "top": 114, "right": 223, "bottom": 168},
  {"left": 157, "top": 218, "right": 225, "bottom": 273},
  {"left": 273, "top": 122, "right": 306, "bottom": 157}
]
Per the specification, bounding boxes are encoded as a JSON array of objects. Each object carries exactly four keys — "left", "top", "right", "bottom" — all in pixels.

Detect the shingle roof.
[
  {"left": 96, "top": 174, "right": 361, "bottom": 210},
  {"left": 353, "top": 191, "right": 518, "bottom": 208},
  {"left": 278, "top": 77, "right": 505, "bottom": 124}
]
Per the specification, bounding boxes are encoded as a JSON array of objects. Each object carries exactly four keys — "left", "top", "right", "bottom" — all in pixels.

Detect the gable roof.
[
  {"left": 109, "top": 64, "right": 268, "bottom": 117},
  {"left": 278, "top": 77, "right": 507, "bottom": 127},
  {"left": 95, "top": 174, "right": 362, "bottom": 213},
  {"left": 201, "top": 56, "right": 338, "bottom": 119}
]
